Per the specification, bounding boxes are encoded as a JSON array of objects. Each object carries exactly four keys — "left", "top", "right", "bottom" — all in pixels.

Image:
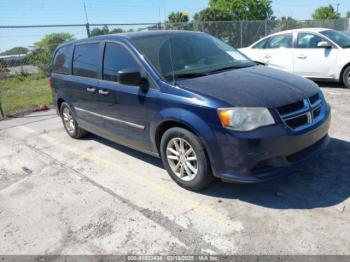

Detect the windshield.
[
  {"left": 131, "top": 32, "right": 255, "bottom": 82},
  {"left": 320, "top": 30, "right": 350, "bottom": 48}
]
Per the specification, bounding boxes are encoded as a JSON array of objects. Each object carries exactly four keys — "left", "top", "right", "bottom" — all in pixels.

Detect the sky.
[{"left": 0, "top": 0, "right": 350, "bottom": 52}]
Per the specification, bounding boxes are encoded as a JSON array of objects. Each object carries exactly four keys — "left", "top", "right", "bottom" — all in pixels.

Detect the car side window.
[
  {"left": 266, "top": 34, "right": 292, "bottom": 49},
  {"left": 103, "top": 42, "right": 141, "bottom": 82},
  {"left": 252, "top": 38, "right": 269, "bottom": 49},
  {"left": 297, "top": 33, "right": 328, "bottom": 48},
  {"left": 73, "top": 43, "right": 100, "bottom": 78},
  {"left": 52, "top": 45, "right": 71, "bottom": 74}
]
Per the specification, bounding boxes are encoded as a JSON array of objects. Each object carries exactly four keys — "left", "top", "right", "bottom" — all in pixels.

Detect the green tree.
[
  {"left": 165, "top": 11, "right": 191, "bottom": 30},
  {"left": 167, "top": 11, "right": 189, "bottom": 23},
  {"left": 0, "top": 47, "right": 29, "bottom": 56},
  {"left": 27, "top": 33, "right": 74, "bottom": 72},
  {"left": 208, "top": 0, "right": 273, "bottom": 20},
  {"left": 90, "top": 25, "right": 110, "bottom": 36},
  {"left": 109, "top": 28, "right": 125, "bottom": 34},
  {"left": 192, "top": 8, "right": 236, "bottom": 47},
  {"left": 276, "top": 16, "right": 298, "bottom": 31},
  {"left": 193, "top": 7, "right": 233, "bottom": 21},
  {"left": 192, "top": 0, "right": 273, "bottom": 48},
  {"left": 312, "top": 5, "right": 340, "bottom": 20},
  {"left": 90, "top": 26, "right": 125, "bottom": 36},
  {"left": 33, "top": 33, "right": 74, "bottom": 53}
]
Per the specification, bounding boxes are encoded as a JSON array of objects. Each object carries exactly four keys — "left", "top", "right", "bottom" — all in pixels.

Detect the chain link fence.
[
  {"left": 1, "top": 19, "right": 349, "bottom": 77},
  {"left": 0, "top": 18, "right": 349, "bottom": 117}
]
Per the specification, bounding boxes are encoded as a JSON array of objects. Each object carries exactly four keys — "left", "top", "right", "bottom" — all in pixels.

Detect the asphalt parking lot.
[{"left": 0, "top": 86, "right": 349, "bottom": 255}]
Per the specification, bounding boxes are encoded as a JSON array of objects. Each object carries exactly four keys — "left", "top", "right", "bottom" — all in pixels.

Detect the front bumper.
[{"left": 211, "top": 105, "right": 331, "bottom": 183}]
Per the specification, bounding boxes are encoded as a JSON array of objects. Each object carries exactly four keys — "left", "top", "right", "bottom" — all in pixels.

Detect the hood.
[{"left": 176, "top": 66, "right": 320, "bottom": 108}]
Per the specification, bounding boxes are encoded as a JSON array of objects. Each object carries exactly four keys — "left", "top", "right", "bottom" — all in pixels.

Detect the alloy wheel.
[
  {"left": 62, "top": 107, "right": 76, "bottom": 135},
  {"left": 166, "top": 137, "right": 198, "bottom": 181}
]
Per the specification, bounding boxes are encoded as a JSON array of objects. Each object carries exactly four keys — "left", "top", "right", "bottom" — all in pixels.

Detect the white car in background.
[{"left": 239, "top": 28, "right": 350, "bottom": 88}]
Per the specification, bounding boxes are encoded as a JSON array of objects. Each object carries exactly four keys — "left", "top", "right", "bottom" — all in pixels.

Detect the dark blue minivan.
[{"left": 50, "top": 31, "right": 331, "bottom": 190}]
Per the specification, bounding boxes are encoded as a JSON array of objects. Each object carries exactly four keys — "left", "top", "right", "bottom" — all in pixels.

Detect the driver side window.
[
  {"left": 103, "top": 42, "right": 141, "bottom": 82},
  {"left": 297, "top": 33, "right": 329, "bottom": 48}
]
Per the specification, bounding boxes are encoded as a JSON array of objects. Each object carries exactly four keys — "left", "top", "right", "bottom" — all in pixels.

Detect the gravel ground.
[{"left": 0, "top": 85, "right": 349, "bottom": 255}]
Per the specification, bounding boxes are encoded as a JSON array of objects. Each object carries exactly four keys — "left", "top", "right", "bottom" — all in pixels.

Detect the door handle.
[
  {"left": 296, "top": 54, "right": 307, "bottom": 59},
  {"left": 264, "top": 54, "right": 272, "bottom": 58},
  {"left": 99, "top": 90, "right": 109, "bottom": 95},
  {"left": 86, "top": 87, "right": 96, "bottom": 92}
]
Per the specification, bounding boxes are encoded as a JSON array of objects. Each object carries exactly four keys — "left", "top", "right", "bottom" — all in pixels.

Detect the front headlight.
[{"left": 217, "top": 107, "right": 275, "bottom": 131}]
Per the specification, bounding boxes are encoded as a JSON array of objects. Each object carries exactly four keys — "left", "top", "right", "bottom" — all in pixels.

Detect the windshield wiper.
[
  {"left": 166, "top": 72, "right": 208, "bottom": 80},
  {"left": 165, "top": 64, "right": 255, "bottom": 80},
  {"left": 342, "top": 44, "right": 350, "bottom": 48},
  {"left": 207, "top": 64, "right": 253, "bottom": 75}
]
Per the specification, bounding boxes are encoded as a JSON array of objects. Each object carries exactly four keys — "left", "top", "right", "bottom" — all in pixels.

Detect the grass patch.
[{"left": 0, "top": 72, "right": 51, "bottom": 116}]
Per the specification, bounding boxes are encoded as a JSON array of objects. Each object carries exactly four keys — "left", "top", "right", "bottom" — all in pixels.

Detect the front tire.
[
  {"left": 60, "top": 102, "right": 87, "bottom": 139},
  {"left": 342, "top": 65, "right": 350, "bottom": 88},
  {"left": 160, "top": 127, "right": 214, "bottom": 191}
]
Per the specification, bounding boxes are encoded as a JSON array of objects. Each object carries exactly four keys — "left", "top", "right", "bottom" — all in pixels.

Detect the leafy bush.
[{"left": 27, "top": 33, "right": 74, "bottom": 72}]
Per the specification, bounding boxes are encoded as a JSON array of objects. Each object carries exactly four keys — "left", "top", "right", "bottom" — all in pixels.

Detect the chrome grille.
[{"left": 277, "top": 93, "right": 323, "bottom": 131}]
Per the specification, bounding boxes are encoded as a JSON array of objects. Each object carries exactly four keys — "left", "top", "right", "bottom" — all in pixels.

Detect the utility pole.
[
  {"left": 83, "top": 1, "right": 90, "bottom": 37},
  {"left": 336, "top": 3, "right": 340, "bottom": 15},
  {"left": 158, "top": 5, "right": 161, "bottom": 29}
]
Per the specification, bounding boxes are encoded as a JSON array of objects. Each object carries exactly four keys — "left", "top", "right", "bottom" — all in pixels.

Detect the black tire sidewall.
[
  {"left": 160, "top": 127, "right": 213, "bottom": 191},
  {"left": 342, "top": 66, "right": 350, "bottom": 88},
  {"left": 60, "top": 102, "right": 80, "bottom": 138}
]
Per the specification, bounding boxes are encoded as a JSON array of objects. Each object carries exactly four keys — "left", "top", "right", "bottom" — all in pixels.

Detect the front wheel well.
[
  {"left": 155, "top": 121, "right": 199, "bottom": 154},
  {"left": 155, "top": 120, "right": 214, "bottom": 179},
  {"left": 340, "top": 62, "right": 350, "bottom": 81},
  {"left": 57, "top": 98, "right": 65, "bottom": 113}
]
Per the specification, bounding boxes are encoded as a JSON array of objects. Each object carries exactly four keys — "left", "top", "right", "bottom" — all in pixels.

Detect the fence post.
[
  {"left": 85, "top": 23, "right": 91, "bottom": 37},
  {"left": 0, "top": 99, "right": 5, "bottom": 120},
  {"left": 240, "top": 21, "right": 243, "bottom": 48}
]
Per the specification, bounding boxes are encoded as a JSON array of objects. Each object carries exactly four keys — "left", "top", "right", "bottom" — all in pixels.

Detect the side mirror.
[
  {"left": 117, "top": 69, "right": 144, "bottom": 86},
  {"left": 317, "top": 41, "right": 332, "bottom": 48}
]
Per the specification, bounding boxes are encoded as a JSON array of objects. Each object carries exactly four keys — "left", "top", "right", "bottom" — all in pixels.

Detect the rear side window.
[
  {"left": 52, "top": 45, "right": 71, "bottom": 74},
  {"left": 266, "top": 34, "right": 293, "bottom": 49},
  {"left": 103, "top": 42, "right": 140, "bottom": 82},
  {"left": 73, "top": 43, "right": 100, "bottom": 78}
]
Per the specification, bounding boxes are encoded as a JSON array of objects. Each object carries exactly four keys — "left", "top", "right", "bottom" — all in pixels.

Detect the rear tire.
[
  {"left": 160, "top": 127, "right": 214, "bottom": 191},
  {"left": 342, "top": 65, "right": 350, "bottom": 88},
  {"left": 60, "top": 102, "right": 87, "bottom": 139}
]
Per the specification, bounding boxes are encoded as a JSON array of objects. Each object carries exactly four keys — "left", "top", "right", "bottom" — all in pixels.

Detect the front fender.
[{"left": 150, "top": 107, "right": 223, "bottom": 176}]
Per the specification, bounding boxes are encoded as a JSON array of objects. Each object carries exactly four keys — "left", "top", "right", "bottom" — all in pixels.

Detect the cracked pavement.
[{"left": 0, "top": 86, "right": 350, "bottom": 255}]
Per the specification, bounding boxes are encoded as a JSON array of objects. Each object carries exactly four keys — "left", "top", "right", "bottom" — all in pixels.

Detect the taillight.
[{"left": 48, "top": 76, "right": 53, "bottom": 89}]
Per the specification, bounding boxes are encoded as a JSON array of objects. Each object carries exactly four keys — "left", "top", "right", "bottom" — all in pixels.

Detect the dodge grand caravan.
[{"left": 50, "top": 31, "right": 331, "bottom": 190}]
